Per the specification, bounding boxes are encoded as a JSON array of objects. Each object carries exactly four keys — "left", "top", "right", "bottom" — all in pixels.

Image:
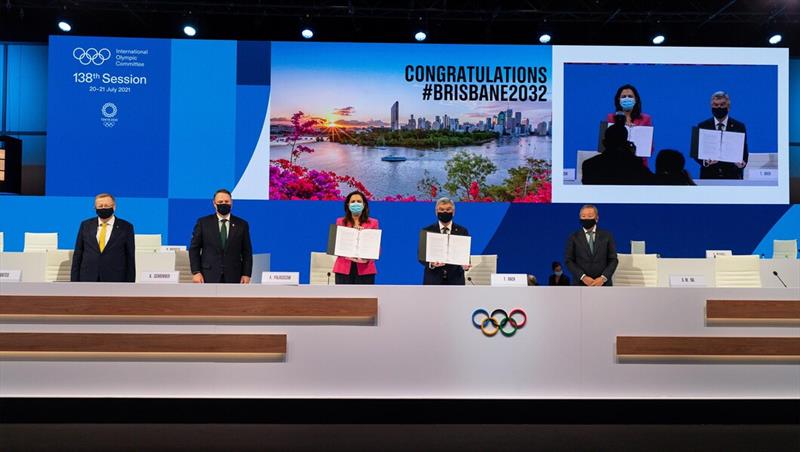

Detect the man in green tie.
[
  {"left": 564, "top": 204, "right": 618, "bottom": 287},
  {"left": 189, "top": 189, "right": 253, "bottom": 284},
  {"left": 70, "top": 193, "right": 136, "bottom": 282}
]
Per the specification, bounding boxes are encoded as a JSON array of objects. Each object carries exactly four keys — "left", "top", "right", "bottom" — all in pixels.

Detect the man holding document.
[
  {"left": 330, "top": 191, "right": 380, "bottom": 284},
  {"left": 691, "top": 91, "right": 748, "bottom": 180},
  {"left": 419, "top": 197, "right": 471, "bottom": 285}
]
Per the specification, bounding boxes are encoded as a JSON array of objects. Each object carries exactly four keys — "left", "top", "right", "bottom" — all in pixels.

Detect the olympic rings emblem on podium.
[{"left": 471, "top": 308, "right": 527, "bottom": 337}]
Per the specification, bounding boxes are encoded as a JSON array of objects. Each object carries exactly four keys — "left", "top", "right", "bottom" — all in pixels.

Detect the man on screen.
[
  {"left": 419, "top": 197, "right": 471, "bottom": 285},
  {"left": 564, "top": 205, "right": 618, "bottom": 287},
  {"left": 70, "top": 193, "right": 136, "bottom": 282},
  {"left": 691, "top": 91, "right": 748, "bottom": 179},
  {"left": 189, "top": 188, "right": 253, "bottom": 284}
]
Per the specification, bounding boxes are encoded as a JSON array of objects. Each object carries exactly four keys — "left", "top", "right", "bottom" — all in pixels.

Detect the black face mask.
[
  {"left": 437, "top": 212, "right": 453, "bottom": 223},
  {"left": 216, "top": 203, "right": 231, "bottom": 215},
  {"left": 580, "top": 218, "right": 597, "bottom": 230},
  {"left": 712, "top": 107, "right": 728, "bottom": 120},
  {"left": 96, "top": 208, "right": 114, "bottom": 219}
]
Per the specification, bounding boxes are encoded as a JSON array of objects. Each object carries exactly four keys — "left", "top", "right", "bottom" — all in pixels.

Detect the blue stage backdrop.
[{"left": 0, "top": 36, "right": 798, "bottom": 284}]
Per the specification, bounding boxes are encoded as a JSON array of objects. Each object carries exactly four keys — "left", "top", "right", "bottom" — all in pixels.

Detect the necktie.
[
  {"left": 717, "top": 123, "right": 724, "bottom": 131},
  {"left": 98, "top": 222, "right": 107, "bottom": 253},
  {"left": 587, "top": 231, "right": 595, "bottom": 254},
  {"left": 220, "top": 219, "right": 228, "bottom": 249},
  {"left": 442, "top": 226, "right": 449, "bottom": 234}
]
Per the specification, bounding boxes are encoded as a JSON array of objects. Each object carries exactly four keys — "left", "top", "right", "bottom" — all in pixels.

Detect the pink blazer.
[
  {"left": 332, "top": 217, "right": 379, "bottom": 276},
  {"left": 606, "top": 112, "right": 652, "bottom": 126}
]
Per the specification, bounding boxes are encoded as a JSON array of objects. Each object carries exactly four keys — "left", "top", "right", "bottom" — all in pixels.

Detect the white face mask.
[{"left": 554, "top": 271, "right": 563, "bottom": 277}]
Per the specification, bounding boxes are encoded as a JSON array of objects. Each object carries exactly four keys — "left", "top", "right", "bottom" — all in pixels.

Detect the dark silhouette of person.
[
  {"left": 582, "top": 123, "right": 654, "bottom": 185},
  {"left": 653, "top": 149, "right": 695, "bottom": 185}
]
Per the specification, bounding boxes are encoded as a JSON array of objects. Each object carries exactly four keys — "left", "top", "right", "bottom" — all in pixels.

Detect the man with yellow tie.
[{"left": 70, "top": 193, "right": 136, "bottom": 282}]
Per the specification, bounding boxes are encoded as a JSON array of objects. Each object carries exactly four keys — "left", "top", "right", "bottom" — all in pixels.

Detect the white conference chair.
[
  {"left": 309, "top": 252, "right": 337, "bottom": 285},
  {"left": 0, "top": 231, "right": 4, "bottom": 252},
  {"left": 714, "top": 255, "right": 762, "bottom": 288},
  {"left": 630, "top": 241, "right": 646, "bottom": 255},
  {"left": 174, "top": 250, "right": 193, "bottom": 283},
  {"left": 23, "top": 232, "right": 58, "bottom": 252},
  {"left": 772, "top": 239, "right": 798, "bottom": 259},
  {"left": 613, "top": 254, "right": 658, "bottom": 287},
  {"left": 464, "top": 255, "right": 498, "bottom": 286},
  {"left": 135, "top": 234, "right": 162, "bottom": 252},
  {"left": 46, "top": 250, "right": 73, "bottom": 282}
]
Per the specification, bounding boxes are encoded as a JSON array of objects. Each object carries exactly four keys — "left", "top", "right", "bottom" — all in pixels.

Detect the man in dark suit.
[
  {"left": 189, "top": 188, "right": 253, "bottom": 284},
  {"left": 582, "top": 123, "right": 654, "bottom": 185},
  {"left": 419, "top": 197, "right": 471, "bottom": 285},
  {"left": 70, "top": 193, "right": 136, "bottom": 282},
  {"left": 691, "top": 91, "right": 748, "bottom": 179},
  {"left": 564, "top": 205, "right": 618, "bottom": 287}
]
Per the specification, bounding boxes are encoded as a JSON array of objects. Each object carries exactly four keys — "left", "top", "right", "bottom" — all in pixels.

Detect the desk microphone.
[
  {"left": 467, "top": 276, "right": 475, "bottom": 286},
  {"left": 326, "top": 272, "right": 331, "bottom": 285},
  {"left": 772, "top": 271, "right": 788, "bottom": 288}
]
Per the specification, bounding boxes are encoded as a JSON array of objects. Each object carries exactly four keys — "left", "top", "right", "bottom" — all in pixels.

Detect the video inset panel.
[{"left": 552, "top": 45, "right": 789, "bottom": 204}]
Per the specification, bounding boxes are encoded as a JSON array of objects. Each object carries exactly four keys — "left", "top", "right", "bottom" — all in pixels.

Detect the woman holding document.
[
  {"left": 332, "top": 191, "right": 379, "bottom": 284},
  {"left": 606, "top": 84, "right": 652, "bottom": 167}
]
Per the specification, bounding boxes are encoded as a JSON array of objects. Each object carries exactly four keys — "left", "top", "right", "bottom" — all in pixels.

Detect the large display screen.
[{"left": 552, "top": 45, "right": 789, "bottom": 204}]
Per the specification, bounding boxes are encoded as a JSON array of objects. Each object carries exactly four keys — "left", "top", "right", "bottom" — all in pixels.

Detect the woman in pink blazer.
[
  {"left": 333, "top": 190, "right": 379, "bottom": 284},
  {"left": 606, "top": 84, "right": 652, "bottom": 166}
]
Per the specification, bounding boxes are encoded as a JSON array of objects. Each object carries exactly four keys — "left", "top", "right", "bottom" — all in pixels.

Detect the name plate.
[
  {"left": 563, "top": 168, "right": 576, "bottom": 181},
  {"left": 160, "top": 245, "right": 187, "bottom": 252},
  {"left": 747, "top": 168, "right": 778, "bottom": 181},
  {"left": 490, "top": 273, "right": 528, "bottom": 287},
  {"left": 261, "top": 271, "right": 300, "bottom": 286},
  {"left": 669, "top": 275, "right": 708, "bottom": 287},
  {"left": 140, "top": 271, "right": 179, "bottom": 283},
  {"left": 0, "top": 270, "right": 22, "bottom": 282},
  {"left": 705, "top": 250, "right": 732, "bottom": 259}
]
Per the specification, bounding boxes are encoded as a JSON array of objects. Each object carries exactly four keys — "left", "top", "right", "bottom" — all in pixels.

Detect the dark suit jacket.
[
  {"left": 70, "top": 217, "right": 136, "bottom": 282},
  {"left": 564, "top": 228, "right": 618, "bottom": 286},
  {"left": 548, "top": 274, "right": 571, "bottom": 286},
  {"left": 582, "top": 147, "right": 654, "bottom": 185},
  {"left": 419, "top": 222, "right": 469, "bottom": 285},
  {"left": 691, "top": 117, "right": 748, "bottom": 180},
  {"left": 189, "top": 214, "right": 253, "bottom": 283}
]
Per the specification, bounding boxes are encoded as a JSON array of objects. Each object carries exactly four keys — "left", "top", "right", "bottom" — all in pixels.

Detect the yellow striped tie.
[{"left": 99, "top": 222, "right": 108, "bottom": 253}]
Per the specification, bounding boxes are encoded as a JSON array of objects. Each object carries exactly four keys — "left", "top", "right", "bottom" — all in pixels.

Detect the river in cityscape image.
[{"left": 270, "top": 135, "right": 552, "bottom": 199}]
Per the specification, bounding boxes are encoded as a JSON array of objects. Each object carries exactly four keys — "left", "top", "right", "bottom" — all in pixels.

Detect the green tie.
[
  {"left": 220, "top": 219, "right": 228, "bottom": 249},
  {"left": 587, "top": 231, "right": 595, "bottom": 254}
]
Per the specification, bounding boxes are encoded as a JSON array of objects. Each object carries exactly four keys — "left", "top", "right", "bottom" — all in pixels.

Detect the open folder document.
[
  {"left": 419, "top": 231, "right": 471, "bottom": 266},
  {"left": 697, "top": 128, "right": 745, "bottom": 163},
  {"left": 327, "top": 225, "right": 382, "bottom": 260},
  {"left": 605, "top": 122, "right": 653, "bottom": 157}
]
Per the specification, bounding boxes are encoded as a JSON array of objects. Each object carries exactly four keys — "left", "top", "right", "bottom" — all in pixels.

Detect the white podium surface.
[
  {"left": 0, "top": 252, "right": 47, "bottom": 282},
  {"left": 655, "top": 258, "right": 800, "bottom": 288},
  {"left": 0, "top": 284, "right": 797, "bottom": 399},
  {"left": 135, "top": 251, "right": 176, "bottom": 282}
]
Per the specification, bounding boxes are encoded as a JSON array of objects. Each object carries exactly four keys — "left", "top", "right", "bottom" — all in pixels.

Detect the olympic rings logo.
[
  {"left": 472, "top": 308, "right": 527, "bottom": 337},
  {"left": 72, "top": 47, "right": 111, "bottom": 66}
]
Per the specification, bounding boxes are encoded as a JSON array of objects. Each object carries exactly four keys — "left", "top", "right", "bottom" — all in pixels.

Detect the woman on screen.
[
  {"left": 606, "top": 84, "right": 652, "bottom": 127},
  {"left": 606, "top": 84, "right": 652, "bottom": 166},
  {"left": 332, "top": 191, "right": 379, "bottom": 285}
]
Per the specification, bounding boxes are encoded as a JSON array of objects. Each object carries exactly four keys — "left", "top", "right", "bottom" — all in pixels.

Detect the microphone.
[
  {"left": 327, "top": 272, "right": 331, "bottom": 285},
  {"left": 772, "top": 271, "right": 788, "bottom": 288},
  {"left": 467, "top": 276, "right": 475, "bottom": 286}
]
